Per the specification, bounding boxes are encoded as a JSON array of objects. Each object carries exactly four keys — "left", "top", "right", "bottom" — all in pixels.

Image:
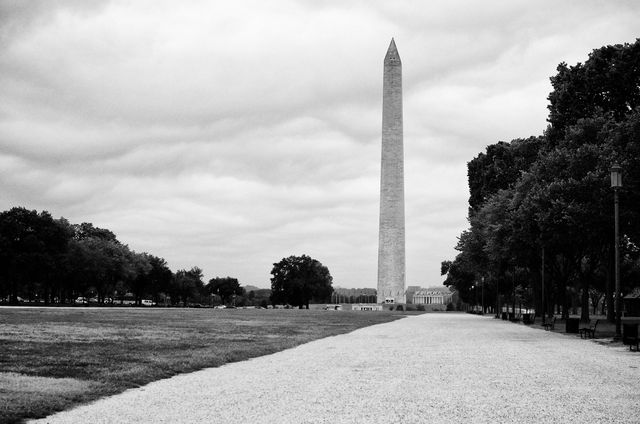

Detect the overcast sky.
[{"left": 1, "top": 1, "right": 638, "bottom": 289}]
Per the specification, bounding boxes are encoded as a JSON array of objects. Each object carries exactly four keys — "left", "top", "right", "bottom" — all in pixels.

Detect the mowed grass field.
[{"left": 0, "top": 307, "right": 406, "bottom": 423}]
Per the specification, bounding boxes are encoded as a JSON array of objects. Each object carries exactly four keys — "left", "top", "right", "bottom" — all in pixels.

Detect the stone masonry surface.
[
  {"left": 32, "top": 313, "right": 640, "bottom": 424},
  {"left": 378, "top": 38, "right": 405, "bottom": 304}
]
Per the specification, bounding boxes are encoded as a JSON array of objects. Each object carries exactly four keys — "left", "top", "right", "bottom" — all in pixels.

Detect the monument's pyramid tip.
[{"left": 384, "top": 38, "right": 401, "bottom": 65}]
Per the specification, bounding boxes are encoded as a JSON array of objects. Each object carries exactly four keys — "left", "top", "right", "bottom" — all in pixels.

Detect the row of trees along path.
[{"left": 442, "top": 39, "right": 640, "bottom": 322}]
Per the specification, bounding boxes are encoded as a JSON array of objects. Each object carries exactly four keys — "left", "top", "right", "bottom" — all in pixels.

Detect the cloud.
[{"left": 1, "top": 0, "right": 639, "bottom": 288}]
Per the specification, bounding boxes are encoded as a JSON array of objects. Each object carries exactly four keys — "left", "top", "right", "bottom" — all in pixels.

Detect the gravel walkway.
[{"left": 32, "top": 313, "right": 640, "bottom": 423}]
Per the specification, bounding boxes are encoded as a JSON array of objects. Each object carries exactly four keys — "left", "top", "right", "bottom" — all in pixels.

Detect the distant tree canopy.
[
  {"left": 0, "top": 208, "right": 69, "bottom": 303},
  {"left": 0, "top": 207, "right": 273, "bottom": 308},
  {"left": 443, "top": 39, "right": 640, "bottom": 322},
  {"left": 173, "top": 267, "right": 205, "bottom": 307},
  {"left": 270, "top": 255, "right": 333, "bottom": 309},
  {"left": 0, "top": 207, "right": 202, "bottom": 306},
  {"left": 206, "top": 276, "right": 244, "bottom": 305}
]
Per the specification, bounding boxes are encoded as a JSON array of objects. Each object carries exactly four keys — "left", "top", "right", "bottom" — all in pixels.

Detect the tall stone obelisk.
[{"left": 377, "top": 38, "right": 406, "bottom": 304}]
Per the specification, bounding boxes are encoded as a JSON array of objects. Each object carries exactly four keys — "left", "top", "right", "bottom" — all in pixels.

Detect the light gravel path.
[{"left": 32, "top": 313, "right": 640, "bottom": 423}]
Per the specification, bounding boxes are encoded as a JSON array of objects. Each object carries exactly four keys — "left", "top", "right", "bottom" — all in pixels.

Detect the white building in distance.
[{"left": 413, "top": 288, "right": 453, "bottom": 305}]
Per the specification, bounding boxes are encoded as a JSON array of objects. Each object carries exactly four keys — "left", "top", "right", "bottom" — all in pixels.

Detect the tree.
[
  {"left": 72, "top": 236, "right": 135, "bottom": 303},
  {"left": 270, "top": 255, "right": 333, "bottom": 309},
  {"left": 443, "top": 40, "right": 640, "bottom": 321},
  {"left": 547, "top": 39, "right": 640, "bottom": 143},
  {"left": 467, "top": 137, "right": 544, "bottom": 213},
  {"left": 206, "top": 277, "right": 244, "bottom": 305},
  {"left": 0, "top": 207, "right": 70, "bottom": 304},
  {"left": 173, "top": 267, "right": 205, "bottom": 306},
  {"left": 130, "top": 252, "right": 153, "bottom": 305},
  {"left": 73, "top": 222, "right": 118, "bottom": 243},
  {"left": 0, "top": 207, "right": 181, "bottom": 305},
  {"left": 146, "top": 255, "right": 174, "bottom": 303}
]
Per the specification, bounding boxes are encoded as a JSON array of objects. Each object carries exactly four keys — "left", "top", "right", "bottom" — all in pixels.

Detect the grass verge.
[{"left": 0, "top": 307, "right": 406, "bottom": 423}]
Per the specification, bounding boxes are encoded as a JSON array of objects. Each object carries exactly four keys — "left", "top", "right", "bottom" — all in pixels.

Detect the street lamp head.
[{"left": 610, "top": 164, "right": 622, "bottom": 188}]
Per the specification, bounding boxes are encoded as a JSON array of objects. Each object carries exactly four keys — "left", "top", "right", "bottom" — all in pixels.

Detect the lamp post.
[
  {"left": 610, "top": 164, "right": 622, "bottom": 338},
  {"left": 473, "top": 284, "right": 478, "bottom": 313},
  {"left": 541, "top": 246, "right": 545, "bottom": 323},
  {"left": 495, "top": 276, "right": 500, "bottom": 319},
  {"left": 481, "top": 276, "right": 485, "bottom": 315}
]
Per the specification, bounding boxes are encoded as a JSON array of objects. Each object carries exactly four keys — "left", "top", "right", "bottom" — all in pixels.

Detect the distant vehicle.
[
  {"left": 88, "top": 297, "right": 99, "bottom": 303},
  {"left": 75, "top": 297, "right": 88, "bottom": 304},
  {"left": 323, "top": 304, "right": 342, "bottom": 311},
  {"left": 214, "top": 305, "right": 226, "bottom": 309},
  {"left": 4, "top": 296, "right": 25, "bottom": 303},
  {"left": 141, "top": 299, "right": 155, "bottom": 306},
  {"left": 117, "top": 293, "right": 136, "bottom": 305}
]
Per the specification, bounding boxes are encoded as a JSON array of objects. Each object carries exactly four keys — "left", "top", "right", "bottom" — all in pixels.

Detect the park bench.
[
  {"left": 542, "top": 316, "right": 556, "bottom": 331},
  {"left": 579, "top": 319, "right": 599, "bottom": 339},
  {"left": 622, "top": 323, "right": 639, "bottom": 351}
]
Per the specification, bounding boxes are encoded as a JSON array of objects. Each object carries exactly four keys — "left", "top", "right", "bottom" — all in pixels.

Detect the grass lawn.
[{"left": 0, "top": 306, "right": 407, "bottom": 423}]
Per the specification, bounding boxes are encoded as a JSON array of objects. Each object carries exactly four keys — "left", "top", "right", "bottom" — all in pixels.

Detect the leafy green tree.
[
  {"left": 0, "top": 207, "right": 180, "bottom": 305},
  {"left": 73, "top": 222, "right": 118, "bottom": 243},
  {"left": 72, "top": 236, "right": 135, "bottom": 303},
  {"left": 146, "top": 255, "right": 174, "bottom": 303},
  {"left": 0, "top": 207, "right": 70, "bottom": 304},
  {"left": 206, "top": 277, "right": 244, "bottom": 305},
  {"left": 444, "top": 40, "right": 640, "bottom": 322},
  {"left": 173, "top": 267, "right": 205, "bottom": 306},
  {"left": 547, "top": 38, "right": 640, "bottom": 143},
  {"left": 130, "top": 252, "right": 153, "bottom": 305},
  {"left": 270, "top": 255, "right": 333, "bottom": 309},
  {"left": 467, "top": 137, "right": 544, "bottom": 212}
]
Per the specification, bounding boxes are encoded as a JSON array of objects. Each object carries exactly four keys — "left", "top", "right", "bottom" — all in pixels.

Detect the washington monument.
[{"left": 377, "top": 38, "right": 406, "bottom": 304}]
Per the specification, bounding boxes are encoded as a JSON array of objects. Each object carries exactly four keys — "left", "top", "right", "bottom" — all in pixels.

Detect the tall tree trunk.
[
  {"left": 580, "top": 285, "right": 590, "bottom": 322},
  {"left": 562, "top": 285, "right": 569, "bottom": 320},
  {"left": 511, "top": 272, "right": 516, "bottom": 315}
]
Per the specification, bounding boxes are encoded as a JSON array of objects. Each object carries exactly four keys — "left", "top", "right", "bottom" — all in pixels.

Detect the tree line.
[
  {"left": 0, "top": 206, "right": 334, "bottom": 307},
  {"left": 0, "top": 207, "right": 209, "bottom": 305},
  {"left": 442, "top": 39, "right": 640, "bottom": 322}
]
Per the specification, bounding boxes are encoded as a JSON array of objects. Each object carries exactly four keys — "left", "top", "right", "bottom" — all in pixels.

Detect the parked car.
[
  {"left": 75, "top": 297, "right": 88, "bottom": 305},
  {"left": 141, "top": 299, "right": 155, "bottom": 306}
]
